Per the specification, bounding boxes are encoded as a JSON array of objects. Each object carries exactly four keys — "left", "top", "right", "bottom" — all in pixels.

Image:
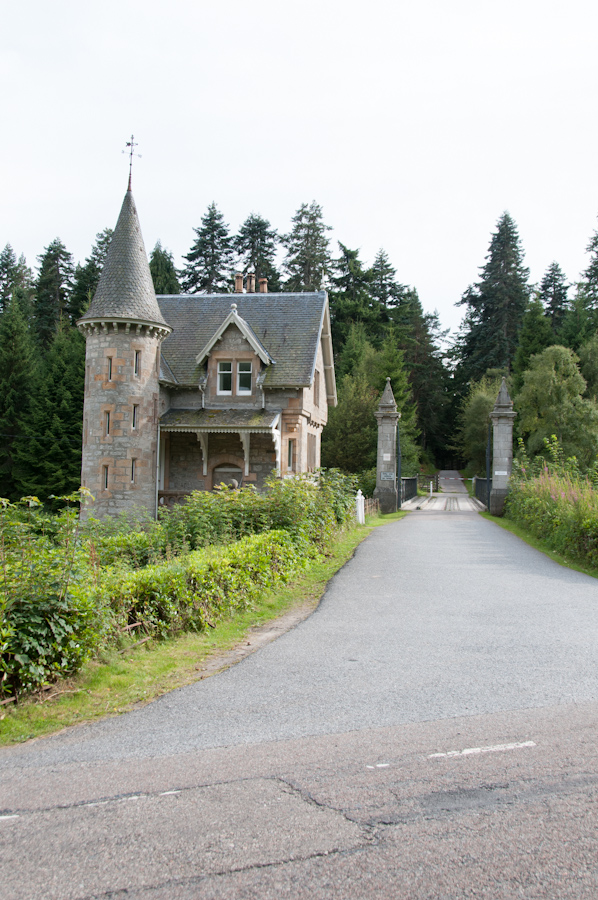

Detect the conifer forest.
[{"left": 2, "top": 201, "right": 598, "bottom": 504}]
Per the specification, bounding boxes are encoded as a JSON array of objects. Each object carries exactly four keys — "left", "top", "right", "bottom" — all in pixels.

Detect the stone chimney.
[
  {"left": 259, "top": 277, "right": 268, "bottom": 293},
  {"left": 234, "top": 273, "right": 243, "bottom": 293},
  {"left": 247, "top": 273, "right": 256, "bottom": 293}
]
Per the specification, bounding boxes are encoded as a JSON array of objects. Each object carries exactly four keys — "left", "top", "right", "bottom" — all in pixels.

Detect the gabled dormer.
[{"left": 195, "top": 303, "right": 274, "bottom": 406}]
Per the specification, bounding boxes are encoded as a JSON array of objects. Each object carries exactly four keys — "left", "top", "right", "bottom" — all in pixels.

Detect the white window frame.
[
  {"left": 237, "top": 361, "right": 252, "bottom": 394},
  {"left": 287, "top": 438, "right": 295, "bottom": 472},
  {"left": 217, "top": 361, "right": 233, "bottom": 395}
]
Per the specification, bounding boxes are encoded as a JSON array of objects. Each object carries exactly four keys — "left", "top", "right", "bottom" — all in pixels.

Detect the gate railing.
[
  {"left": 473, "top": 476, "right": 492, "bottom": 507},
  {"left": 401, "top": 476, "right": 418, "bottom": 503}
]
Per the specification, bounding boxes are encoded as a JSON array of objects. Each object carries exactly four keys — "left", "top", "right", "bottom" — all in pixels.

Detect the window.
[
  {"left": 313, "top": 370, "right": 320, "bottom": 408},
  {"left": 287, "top": 439, "right": 295, "bottom": 472},
  {"left": 131, "top": 459, "right": 136, "bottom": 483},
  {"left": 103, "top": 465, "right": 109, "bottom": 490},
  {"left": 218, "top": 361, "right": 232, "bottom": 394},
  {"left": 107, "top": 357, "right": 113, "bottom": 381},
  {"left": 307, "top": 433, "right": 317, "bottom": 471},
  {"left": 134, "top": 350, "right": 141, "bottom": 376},
  {"left": 105, "top": 411, "right": 110, "bottom": 436},
  {"left": 237, "top": 361, "right": 252, "bottom": 393},
  {"left": 132, "top": 404, "right": 138, "bottom": 430}
]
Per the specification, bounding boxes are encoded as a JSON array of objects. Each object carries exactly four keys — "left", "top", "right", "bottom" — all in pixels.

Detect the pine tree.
[
  {"left": 512, "top": 297, "right": 555, "bottom": 391},
  {"left": 390, "top": 291, "right": 451, "bottom": 462},
  {"left": 455, "top": 212, "right": 530, "bottom": 385},
  {"left": 0, "top": 244, "right": 19, "bottom": 313},
  {"left": 557, "top": 289, "right": 597, "bottom": 351},
  {"left": 329, "top": 243, "right": 378, "bottom": 349},
  {"left": 234, "top": 214, "right": 281, "bottom": 291},
  {"left": 0, "top": 297, "right": 36, "bottom": 499},
  {"left": 369, "top": 249, "right": 405, "bottom": 308},
  {"left": 34, "top": 238, "right": 75, "bottom": 349},
  {"left": 149, "top": 241, "right": 180, "bottom": 294},
  {"left": 320, "top": 372, "right": 379, "bottom": 474},
  {"left": 69, "top": 228, "right": 113, "bottom": 324},
  {"left": 16, "top": 324, "right": 85, "bottom": 500},
  {"left": 181, "top": 203, "right": 234, "bottom": 293},
  {"left": 582, "top": 220, "right": 598, "bottom": 305},
  {"left": 282, "top": 202, "right": 332, "bottom": 291},
  {"left": 539, "top": 262, "right": 569, "bottom": 332}
]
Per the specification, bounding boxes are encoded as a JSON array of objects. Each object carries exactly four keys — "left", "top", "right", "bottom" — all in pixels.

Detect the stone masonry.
[{"left": 489, "top": 377, "right": 517, "bottom": 516}]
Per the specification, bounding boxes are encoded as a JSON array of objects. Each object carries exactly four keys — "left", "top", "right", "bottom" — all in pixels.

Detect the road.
[{"left": 2, "top": 503, "right": 598, "bottom": 898}]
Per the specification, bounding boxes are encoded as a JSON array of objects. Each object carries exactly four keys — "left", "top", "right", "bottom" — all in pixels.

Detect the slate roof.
[
  {"left": 157, "top": 293, "right": 327, "bottom": 387},
  {"left": 160, "top": 408, "right": 280, "bottom": 430},
  {"left": 79, "top": 189, "right": 170, "bottom": 329}
]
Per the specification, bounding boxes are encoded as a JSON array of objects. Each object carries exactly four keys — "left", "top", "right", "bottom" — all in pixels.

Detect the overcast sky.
[{"left": 2, "top": 0, "right": 597, "bottom": 334}]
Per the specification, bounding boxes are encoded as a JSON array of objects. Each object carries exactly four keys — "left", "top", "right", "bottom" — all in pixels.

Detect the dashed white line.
[
  {"left": 159, "top": 790, "right": 181, "bottom": 796},
  {"left": 0, "top": 815, "right": 19, "bottom": 821},
  {"left": 428, "top": 741, "right": 536, "bottom": 759}
]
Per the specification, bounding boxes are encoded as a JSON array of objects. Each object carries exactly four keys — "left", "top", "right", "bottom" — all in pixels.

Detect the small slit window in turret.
[
  {"left": 131, "top": 459, "right": 136, "bottom": 483},
  {"left": 108, "top": 357, "right": 113, "bottom": 381},
  {"left": 134, "top": 351, "right": 141, "bottom": 376},
  {"left": 103, "top": 466, "right": 109, "bottom": 490},
  {"left": 132, "top": 405, "right": 138, "bottom": 430},
  {"left": 218, "top": 361, "right": 232, "bottom": 394},
  {"left": 105, "top": 411, "right": 110, "bottom": 436}
]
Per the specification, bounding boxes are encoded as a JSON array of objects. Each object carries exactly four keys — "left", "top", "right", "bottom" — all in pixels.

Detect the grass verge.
[
  {"left": 480, "top": 512, "right": 598, "bottom": 580},
  {"left": 0, "top": 512, "right": 405, "bottom": 746}
]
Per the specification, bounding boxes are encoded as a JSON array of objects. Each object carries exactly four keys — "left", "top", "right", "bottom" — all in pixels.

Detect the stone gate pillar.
[
  {"left": 489, "top": 377, "right": 516, "bottom": 516},
  {"left": 373, "top": 378, "right": 399, "bottom": 513}
]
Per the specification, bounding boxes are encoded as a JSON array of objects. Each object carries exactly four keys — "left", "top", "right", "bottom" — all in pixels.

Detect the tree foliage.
[
  {"left": 516, "top": 346, "right": 598, "bottom": 466},
  {"left": 69, "top": 228, "right": 112, "bottom": 325},
  {"left": 453, "top": 373, "right": 505, "bottom": 474},
  {"left": 234, "top": 214, "right": 281, "bottom": 291},
  {"left": 34, "top": 238, "right": 75, "bottom": 349},
  {"left": 455, "top": 212, "right": 530, "bottom": 385},
  {"left": 539, "top": 261, "right": 569, "bottom": 333},
  {"left": 181, "top": 203, "right": 234, "bottom": 293},
  {"left": 512, "top": 297, "right": 555, "bottom": 392},
  {"left": 149, "top": 240, "right": 180, "bottom": 294},
  {"left": 283, "top": 202, "right": 332, "bottom": 291},
  {"left": 0, "top": 297, "right": 36, "bottom": 499}
]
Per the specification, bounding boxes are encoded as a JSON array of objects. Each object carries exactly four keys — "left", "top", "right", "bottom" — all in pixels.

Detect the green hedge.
[
  {"left": 505, "top": 440, "right": 598, "bottom": 567},
  {"left": 0, "top": 471, "right": 358, "bottom": 698}
]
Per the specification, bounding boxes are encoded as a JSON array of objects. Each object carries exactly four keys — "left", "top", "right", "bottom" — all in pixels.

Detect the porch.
[{"left": 158, "top": 408, "right": 281, "bottom": 507}]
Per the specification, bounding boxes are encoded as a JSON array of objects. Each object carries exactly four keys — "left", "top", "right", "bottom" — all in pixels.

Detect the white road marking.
[
  {"left": 428, "top": 740, "right": 536, "bottom": 759},
  {"left": 366, "top": 763, "right": 390, "bottom": 769},
  {"left": 0, "top": 815, "right": 19, "bottom": 820},
  {"left": 159, "top": 790, "right": 181, "bottom": 796}
]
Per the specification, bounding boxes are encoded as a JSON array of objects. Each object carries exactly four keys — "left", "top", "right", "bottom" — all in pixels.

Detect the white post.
[{"left": 356, "top": 489, "right": 365, "bottom": 525}]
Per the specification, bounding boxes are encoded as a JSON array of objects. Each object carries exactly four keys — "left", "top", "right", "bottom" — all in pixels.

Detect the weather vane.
[{"left": 123, "top": 135, "right": 141, "bottom": 189}]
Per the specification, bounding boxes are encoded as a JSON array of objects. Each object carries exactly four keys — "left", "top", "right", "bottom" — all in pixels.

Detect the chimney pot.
[
  {"left": 247, "top": 273, "right": 256, "bottom": 293},
  {"left": 234, "top": 272, "right": 243, "bottom": 293},
  {"left": 259, "top": 277, "right": 268, "bottom": 293}
]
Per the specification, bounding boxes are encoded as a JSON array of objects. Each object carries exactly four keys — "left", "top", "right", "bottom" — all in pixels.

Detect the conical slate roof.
[{"left": 79, "top": 188, "right": 169, "bottom": 328}]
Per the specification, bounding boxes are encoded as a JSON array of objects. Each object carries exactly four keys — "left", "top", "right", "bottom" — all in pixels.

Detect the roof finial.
[{"left": 123, "top": 134, "right": 141, "bottom": 191}]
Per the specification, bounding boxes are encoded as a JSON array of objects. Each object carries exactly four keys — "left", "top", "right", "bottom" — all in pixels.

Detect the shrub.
[{"left": 505, "top": 438, "right": 598, "bottom": 567}]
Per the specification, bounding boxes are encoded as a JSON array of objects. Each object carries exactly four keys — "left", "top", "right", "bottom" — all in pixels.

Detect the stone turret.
[{"left": 78, "top": 186, "right": 171, "bottom": 517}]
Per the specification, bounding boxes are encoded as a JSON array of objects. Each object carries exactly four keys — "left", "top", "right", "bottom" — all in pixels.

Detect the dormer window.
[
  {"left": 237, "top": 361, "right": 252, "bottom": 393},
  {"left": 217, "top": 361, "right": 232, "bottom": 394}
]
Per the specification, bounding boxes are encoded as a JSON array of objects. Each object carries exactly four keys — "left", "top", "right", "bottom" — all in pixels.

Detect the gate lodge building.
[{"left": 77, "top": 186, "right": 337, "bottom": 517}]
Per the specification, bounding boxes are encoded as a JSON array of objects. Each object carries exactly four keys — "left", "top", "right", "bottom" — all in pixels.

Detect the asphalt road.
[{"left": 2, "top": 508, "right": 598, "bottom": 898}]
